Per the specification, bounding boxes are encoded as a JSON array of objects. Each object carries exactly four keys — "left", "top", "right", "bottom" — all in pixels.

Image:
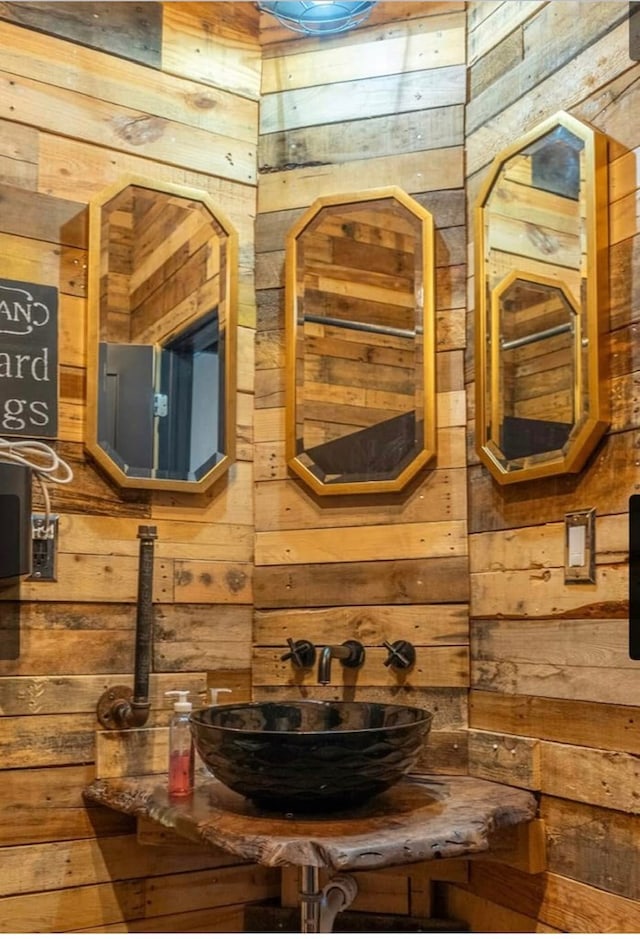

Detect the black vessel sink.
[{"left": 189, "top": 699, "right": 432, "bottom": 811}]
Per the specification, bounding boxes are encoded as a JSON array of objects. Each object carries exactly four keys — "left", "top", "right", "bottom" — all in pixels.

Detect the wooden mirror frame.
[
  {"left": 86, "top": 175, "right": 237, "bottom": 493},
  {"left": 474, "top": 111, "right": 609, "bottom": 485},
  {"left": 284, "top": 186, "right": 436, "bottom": 496}
]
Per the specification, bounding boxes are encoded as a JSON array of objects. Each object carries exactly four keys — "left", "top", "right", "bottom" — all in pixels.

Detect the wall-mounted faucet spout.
[
  {"left": 317, "top": 640, "right": 365, "bottom": 685},
  {"left": 97, "top": 525, "right": 157, "bottom": 729}
]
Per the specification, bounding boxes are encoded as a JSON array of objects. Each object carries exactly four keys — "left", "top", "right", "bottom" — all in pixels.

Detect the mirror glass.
[
  {"left": 86, "top": 177, "right": 237, "bottom": 492},
  {"left": 475, "top": 112, "right": 609, "bottom": 484},
  {"left": 285, "top": 187, "right": 436, "bottom": 495}
]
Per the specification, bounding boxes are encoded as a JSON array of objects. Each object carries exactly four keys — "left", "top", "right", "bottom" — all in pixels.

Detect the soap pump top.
[
  {"left": 165, "top": 689, "right": 192, "bottom": 713},
  {"left": 208, "top": 687, "right": 232, "bottom": 705}
]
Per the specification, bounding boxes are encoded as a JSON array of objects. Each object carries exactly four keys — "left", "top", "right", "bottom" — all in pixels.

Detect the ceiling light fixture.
[{"left": 258, "top": 1, "right": 377, "bottom": 36}]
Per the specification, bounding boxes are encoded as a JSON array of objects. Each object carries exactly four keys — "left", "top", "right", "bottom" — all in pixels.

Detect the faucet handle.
[
  {"left": 383, "top": 640, "right": 416, "bottom": 670},
  {"left": 281, "top": 637, "right": 316, "bottom": 669}
]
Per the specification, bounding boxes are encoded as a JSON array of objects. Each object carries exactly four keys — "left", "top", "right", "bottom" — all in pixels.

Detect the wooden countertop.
[{"left": 84, "top": 772, "right": 537, "bottom": 871}]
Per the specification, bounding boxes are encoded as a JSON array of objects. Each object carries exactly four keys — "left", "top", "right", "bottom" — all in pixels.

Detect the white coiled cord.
[{"left": 0, "top": 437, "right": 73, "bottom": 526}]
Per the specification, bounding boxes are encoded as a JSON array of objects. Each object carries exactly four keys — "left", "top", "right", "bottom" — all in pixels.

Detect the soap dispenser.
[{"left": 165, "top": 690, "right": 194, "bottom": 797}]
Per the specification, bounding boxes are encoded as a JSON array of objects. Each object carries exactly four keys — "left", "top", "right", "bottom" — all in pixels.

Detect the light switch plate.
[{"left": 564, "top": 508, "right": 596, "bottom": 583}]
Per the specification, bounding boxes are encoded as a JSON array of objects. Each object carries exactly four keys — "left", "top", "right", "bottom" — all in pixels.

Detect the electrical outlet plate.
[
  {"left": 564, "top": 508, "right": 596, "bottom": 584},
  {"left": 28, "top": 513, "right": 58, "bottom": 581}
]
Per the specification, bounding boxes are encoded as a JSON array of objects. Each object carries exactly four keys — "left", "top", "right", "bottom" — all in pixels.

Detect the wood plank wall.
[
  {"left": 253, "top": 1, "right": 469, "bottom": 917},
  {"left": 453, "top": 1, "right": 640, "bottom": 932},
  {"left": 4, "top": 1, "right": 638, "bottom": 932},
  {"left": 0, "top": 3, "right": 277, "bottom": 931}
]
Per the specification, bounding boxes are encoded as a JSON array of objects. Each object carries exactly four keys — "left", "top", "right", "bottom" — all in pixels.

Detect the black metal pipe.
[
  {"left": 132, "top": 525, "right": 157, "bottom": 709},
  {"left": 96, "top": 524, "right": 156, "bottom": 729},
  {"left": 317, "top": 641, "right": 365, "bottom": 685}
]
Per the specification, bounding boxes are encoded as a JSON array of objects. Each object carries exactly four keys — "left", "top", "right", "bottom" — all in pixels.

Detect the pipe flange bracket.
[{"left": 97, "top": 685, "right": 133, "bottom": 729}]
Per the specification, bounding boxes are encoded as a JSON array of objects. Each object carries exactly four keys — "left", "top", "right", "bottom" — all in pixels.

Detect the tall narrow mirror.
[
  {"left": 285, "top": 187, "right": 436, "bottom": 496},
  {"left": 475, "top": 111, "right": 609, "bottom": 484},
  {"left": 86, "top": 176, "right": 237, "bottom": 493}
]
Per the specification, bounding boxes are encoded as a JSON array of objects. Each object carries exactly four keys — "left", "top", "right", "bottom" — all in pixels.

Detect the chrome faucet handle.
[
  {"left": 281, "top": 637, "right": 316, "bottom": 669},
  {"left": 382, "top": 640, "right": 416, "bottom": 670}
]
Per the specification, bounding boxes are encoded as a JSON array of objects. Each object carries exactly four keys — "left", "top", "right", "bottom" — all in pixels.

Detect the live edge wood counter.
[{"left": 84, "top": 773, "right": 537, "bottom": 871}]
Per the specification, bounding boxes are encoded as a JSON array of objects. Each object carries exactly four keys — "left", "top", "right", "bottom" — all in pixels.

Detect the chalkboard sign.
[{"left": 0, "top": 278, "right": 58, "bottom": 439}]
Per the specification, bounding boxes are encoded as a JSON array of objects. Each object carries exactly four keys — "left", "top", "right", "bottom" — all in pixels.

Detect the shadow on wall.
[{"left": 0, "top": 599, "right": 21, "bottom": 660}]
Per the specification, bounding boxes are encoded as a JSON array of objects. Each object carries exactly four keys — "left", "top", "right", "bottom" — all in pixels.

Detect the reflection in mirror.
[
  {"left": 86, "top": 177, "right": 237, "bottom": 493},
  {"left": 475, "top": 111, "right": 609, "bottom": 484},
  {"left": 494, "top": 275, "right": 578, "bottom": 461},
  {"left": 285, "top": 187, "right": 436, "bottom": 495}
]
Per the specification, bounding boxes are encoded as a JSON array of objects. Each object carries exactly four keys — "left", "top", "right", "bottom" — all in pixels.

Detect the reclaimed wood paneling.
[
  {"left": 542, "top": 796, "right": 640, "bottom": 901},
  {"left": 470, "top": 690, "right": 640, "bottom": 752},
  {"left": 0, "top": 19, "right": 258, "bottom": 145},
  {"left": 77, "top": 904, "right": 246, "bottom": 933},
  {"left": 0, "top": 834, "right": 246, "bottom": 898},
  {"left": 261, "top": 12, "right": 464, "bottom": 94},
  {"left": 0, "top": 865, "right": 278, "bottom": 933},
  {"left": 0, "top": 2, "right": 163, "bottom": 66},
  {"left": 468, "top": 729, "right": 541, "bottom": 789},
  {"left": 161, "top": 2, "right": 261, "bottom": 97},
  {"left": 254, "top": 604, "right": 468, "bottom": 645},
  {"left": 0, "top": 3, "right": 260, "bottom": 933},
  {"left": 0, "top": 68, "right": 255, "bottom": 183},
  {"left": 255, "top": 520, "right": 468, "bottom": 566},
  {"left": 258, "top": 148, "right": 464, "bottom": 214},
  {"left": 454, "top": 2, "right": 640, "bottom": 932},
  {"left": 467, "top": 862, "right": 640, "bottom": 933},
  {"left": 446, "top": 882, "right": 560, "bottom": 933},
  {"left": 259, "top": 106, "right": 464, "bottom": 173},
  {"left": 0, "top": 765, "right": 136, "bottom": 847},
  {"left": 253, "top": 4, "right": 469, "bottom": 920},
  {"left": 254, "top": 556, "right": 469, "bottom": 609},
  {"left": 467, "top": 14, "right": 631, "bottom": 177}
]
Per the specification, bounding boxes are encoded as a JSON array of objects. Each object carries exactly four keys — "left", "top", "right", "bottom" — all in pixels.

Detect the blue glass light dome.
[{"left": 258, "top": 1, "right": 376, "bottom": 36}]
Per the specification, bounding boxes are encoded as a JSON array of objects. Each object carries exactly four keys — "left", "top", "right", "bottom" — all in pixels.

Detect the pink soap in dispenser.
[{"left": 165, "top": 690, "right": 194, "bottom": 797}]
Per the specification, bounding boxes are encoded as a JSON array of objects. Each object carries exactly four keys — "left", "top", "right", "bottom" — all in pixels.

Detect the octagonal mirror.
[
  {"left": 285, "top": 187, "right": 436, "bottom": 496},
  {"left": 86, "top": 176, "right": 237, "bottom": 493},
  {"left": 475, "top": 111, "right": 609, "bottom": 484}
]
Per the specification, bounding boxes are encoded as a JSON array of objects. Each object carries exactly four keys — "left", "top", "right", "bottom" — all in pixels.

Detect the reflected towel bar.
[
  {"left": 303, "top": 313, "right": 415, "bottom": 339},
  {"left": 500, "top": 321, "right": 573, "bottom": 351}
]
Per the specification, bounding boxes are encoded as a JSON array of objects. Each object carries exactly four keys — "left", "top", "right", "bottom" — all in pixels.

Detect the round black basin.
[{"left": 189, "top": 699, "right": 432, "bottom": 811}]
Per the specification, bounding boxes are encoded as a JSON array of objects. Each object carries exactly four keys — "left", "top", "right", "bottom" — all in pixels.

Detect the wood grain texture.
[
  {"left": 458, "top": 1, "right": 640, "bottom": 932},
  {"left": 0, "top": 765, "right": 135, "bottom": 847},
  {"left": 0, "top": 18, "right": 258, "bottom": 144},
  {"left": 470, "top": 690, "right": 640, "bottom": 751},
  {"left": 446, "top": 882, "right": 560, "bottom": 933},
  {"left": 84, "top": 773, "right": 537, "bottom": 870},
  {"left": 0, "top": 2, "right": 162, "bottom": 66},
  {"left": 0, "top": 864, "right": 278, "bottom": 933},
  {"left": 467, "top": 860, "right": 640, "bottom": 933},
  {"left": 0, "top": 5, "right": 260, "bottom": 933},
  {"left": 0, "top": 68, "right": 256, "bottom": 184},
  {"left": 254, "top": 556, "right": 469, "bottom": 608},
  {"left": 468, "top": 729, "right": 541, "bottom": 789},
  {"left": 542, "top": 796, "right": 640, "bottom": 901},
  {"left": 253, "top": 27, "right": 469, "bottom": 912}
]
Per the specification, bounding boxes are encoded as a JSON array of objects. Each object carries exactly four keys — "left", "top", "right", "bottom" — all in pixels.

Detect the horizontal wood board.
[{"left": 456, "top": 1, "right": 640, "bottom": 933}]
